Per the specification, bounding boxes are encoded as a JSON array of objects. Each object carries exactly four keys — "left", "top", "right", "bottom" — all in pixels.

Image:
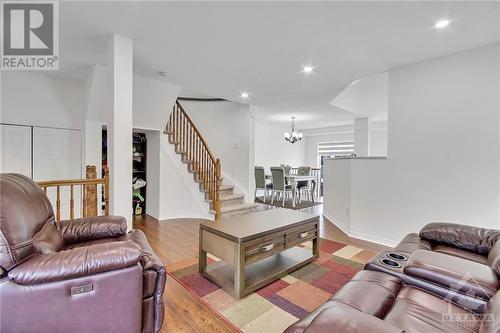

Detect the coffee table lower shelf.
[{"left": 202, "top": 246, "right": 315, "bottom": 297}]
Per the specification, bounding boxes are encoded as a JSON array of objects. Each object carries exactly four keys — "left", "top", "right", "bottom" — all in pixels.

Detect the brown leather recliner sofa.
[
  {"left": 285, "top": 223, "right": 500, "bottom": 333},
  {"left": 0, "top": 174, "right": 166, "bottom": 333}
]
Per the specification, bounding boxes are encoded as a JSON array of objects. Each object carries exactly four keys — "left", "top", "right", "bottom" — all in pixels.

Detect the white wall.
[
  {"left": 182, "top": 100, "right": 252, "bottom": 199},
  {"left": 133, "top": 75, "right": 182, "bottom": 131},
  {"left": 254, "top": 118, "right": 306, "bottom": 171},
  {"left": 324, "top": 44, "right": 500, "bottom": 246},
  {"left": 370, "top": 127, "right": 388, "bottom": 156},
  {"left": 1, "top": 71, "right": 86, "bottom": 129},
  {"left": 323, "top": 159, "right": 351, "bottom": 232}
]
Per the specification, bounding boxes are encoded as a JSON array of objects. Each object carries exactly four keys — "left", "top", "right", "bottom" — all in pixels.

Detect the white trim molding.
[{"left": 323, "top": 212, "right": 398, "bottom": 248}]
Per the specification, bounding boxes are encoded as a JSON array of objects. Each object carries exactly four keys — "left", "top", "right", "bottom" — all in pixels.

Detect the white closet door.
[
  {"left": 0, "top": 124, "right": 32, "bottom": 177},
  {"left": 33, "top": 127, "right": 82, "bottom": 219}
]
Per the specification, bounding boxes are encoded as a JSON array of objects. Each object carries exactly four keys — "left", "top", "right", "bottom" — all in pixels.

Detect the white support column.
[
  {"left": 106, "top": 34, "right": 133, "bottom": 229},
  {"left": 354, "top": 118, "right": 370, "bottom": 157}
]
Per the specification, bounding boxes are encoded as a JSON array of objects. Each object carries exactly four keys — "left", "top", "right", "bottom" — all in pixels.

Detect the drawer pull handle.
[
  {"left": 300, "top": 232, "right": 309, "bottom": 238},
  {"left": 262, "top": 244, "right": 274, "bottom": 252}
]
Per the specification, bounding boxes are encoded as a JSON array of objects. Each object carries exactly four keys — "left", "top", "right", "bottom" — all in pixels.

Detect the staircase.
[{"left": 165, "top": 101, "right": 257, "bottom": 219}]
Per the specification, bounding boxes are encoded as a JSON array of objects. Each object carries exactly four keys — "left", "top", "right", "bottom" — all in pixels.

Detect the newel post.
[{"left": 85, "top": 165, "right": 98, "bottom": 217}]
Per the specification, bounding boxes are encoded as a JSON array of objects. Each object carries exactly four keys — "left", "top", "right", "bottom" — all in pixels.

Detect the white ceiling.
[{"left": 57, "top": 1, "right": 500, "bottom": 129}]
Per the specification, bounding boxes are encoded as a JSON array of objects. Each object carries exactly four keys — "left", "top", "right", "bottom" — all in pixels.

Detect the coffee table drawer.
[
  {"left": 244, "top": 233, "right": 286, "bottom": 264},
  {"left": 286, "top": 222, "right": 317, "bottom": 247}
]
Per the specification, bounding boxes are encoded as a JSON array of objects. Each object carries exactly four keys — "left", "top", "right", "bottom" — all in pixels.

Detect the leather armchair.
[{"left": 0, "top": 174, "right": 166, "bottom": 333}]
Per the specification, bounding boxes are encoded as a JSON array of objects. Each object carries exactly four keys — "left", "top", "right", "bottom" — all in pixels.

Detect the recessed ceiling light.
[
  {"left": 302, "top": 65, "right": 314, "bottom": 73},
  {"left": 158, "top": 71, "right": 168, "bottom": 77},
  {"left": 240, "top": 92, "right": 250, "bottom": 99},
  {"left": 434, "top": 19, "right": 450, "bottom": 29}
]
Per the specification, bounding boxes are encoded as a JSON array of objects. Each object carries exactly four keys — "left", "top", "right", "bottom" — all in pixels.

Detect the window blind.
[{"left": 317, "top": 141, "right": 355, "bottom": 157}]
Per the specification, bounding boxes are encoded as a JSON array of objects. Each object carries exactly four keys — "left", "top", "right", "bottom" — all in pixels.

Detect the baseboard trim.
[
  {"left": 323, "top": 213, "right": 398, "bottom": 249},
  {"left": 158, "top": 213, "right": 213, "bottom": 221}
]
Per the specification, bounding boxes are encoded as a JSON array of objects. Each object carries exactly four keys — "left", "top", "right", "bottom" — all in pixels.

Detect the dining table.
[{"left": 265, "top": 174, "right": 317, "bottom": 208}]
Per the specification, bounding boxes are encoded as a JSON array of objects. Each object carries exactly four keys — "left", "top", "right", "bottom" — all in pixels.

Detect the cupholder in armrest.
[
  {"left": 386, "top": 252, "right": 408, "bottom": 261},
  {"left": 379, "top": 258, "right": 402, "bottom": 268}
]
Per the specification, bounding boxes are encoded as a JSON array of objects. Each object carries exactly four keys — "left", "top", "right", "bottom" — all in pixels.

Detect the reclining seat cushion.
[
  {"left": 419, "top": 222, "right": 500, "bottom": 255},
  {"left": 329, "top": 270, "right": 403, "bottom": 317},
  {"left": 0, "top": 174, "right": 59, "bottom": 272},
  {"left": 393, "top": 233, "right": 432, "bottom": 254},
  {"left": 284, "top": 270, "right": 403, "bottom": 333},
  {"left": 384, "top": 286, "right": 481, "bottom": 333},
  {"left": 302, "top": 303, "right": 403, "bottom": 333}
]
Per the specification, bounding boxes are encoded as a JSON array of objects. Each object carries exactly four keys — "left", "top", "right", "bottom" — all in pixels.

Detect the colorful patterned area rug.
[{"left": 167, "top": 239, "right": 376, "bottom": 333}]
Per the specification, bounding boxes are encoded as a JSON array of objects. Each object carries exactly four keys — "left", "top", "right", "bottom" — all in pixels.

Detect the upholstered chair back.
[
  {"left": 297, "top": 166, "right": 311, "bottom": 176},
  {"left": 0, "top": 174, "right": 62, "bottom": 275},
  {"left": 254, "top": 167, "right": 266, "bottom": 189},
  {"left": 270, "top": 167, "right": 286, "bottom": 191}
]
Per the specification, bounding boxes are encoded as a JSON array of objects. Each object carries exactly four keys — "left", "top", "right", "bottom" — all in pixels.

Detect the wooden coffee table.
[{"left": 199, "top": 209, "right": 319, "bottom": 298}]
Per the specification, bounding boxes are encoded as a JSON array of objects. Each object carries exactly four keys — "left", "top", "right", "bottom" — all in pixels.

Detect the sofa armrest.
[
  {"left": 301, "top": 303, "right": 403, "bottom": 333},
  {"left": 58, "top": 215, "right": 127, "bottom": 245},
  {"left": 8, "top": 241, "right": 141, "bottom": 285},
  {"left": 404, "top": 250, "right": 499, "bottom": 300},
  {"left": 419, "top": 222, "right": 500, "bottom": 255}
]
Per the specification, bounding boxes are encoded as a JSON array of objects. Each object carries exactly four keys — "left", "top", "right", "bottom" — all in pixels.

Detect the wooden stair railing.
[
  {"left": 165, "top": 100, "right": 222, "bottom": 220},
  {"left": 37, "top": 165, "right": 109, "bottom": 221}
]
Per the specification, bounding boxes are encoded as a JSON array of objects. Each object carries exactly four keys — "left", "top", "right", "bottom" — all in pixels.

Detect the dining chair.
[
  {"left": 254, "top": 166, "right": 272, "bottom": 202},
  {"left": 270, "top": 167, "right": 294, "bottom": 206},
  {"left": 281, "top": 164, "right": 291, "bottom": 175},
  {"left": 297, "top": 166, "right": 312, "bottom": 202}
]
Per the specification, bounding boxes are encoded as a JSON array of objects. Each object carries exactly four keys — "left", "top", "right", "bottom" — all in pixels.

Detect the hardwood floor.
[{"left": 133, "top": 204, "right": 389, "bottom": 333}]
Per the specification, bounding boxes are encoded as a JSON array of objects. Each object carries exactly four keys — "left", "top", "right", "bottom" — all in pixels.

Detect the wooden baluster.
[
  {"left": 182, "top": 113, "right": 186, "bottom": 153},
  {"left": 187, "top": 125, "right": 191, "bottom": 161},
  {"left": 215, "top": 159, "right": 221, "bottom": 220},
  {"left": 196, "top": 138, "right": 200, "bottom": 173},
  {"left": 173, "top": 105, "right": 177, "bottom": 139},
  {"left": 56, "top": 186, "right": 61, "bottom": 222},
  {"left": 184, "top": 115, "right": 188, "bottom": 154},
  {"left": 82, "top": 184, "right": 87, "bottom": 218},
  {"left": 204, "top": 152, "right": 208, "bottom": 189},
  {"left": 104, "top": 166, "right": 110, "bottom": 215},
  {"left": 175, "top": 105, "right": 179, "bottom": 142},
  {"left": 179, "top": 113, "right": 185, "bottom": 152},
  {"left": 178, "top": 110, "right": 182, "bottom": 148},
  {"left": 190, "top": 126, "right": 193, "bottom": 162},
  {"left": 185, "top": 119, "right": 188, "bottom": 158},
  {"left": 70, "top": 185, "right": 74, "bottom": 220},
  {"left": 198, "top": 139, "right": 202, "bottom": 174},
  {"left": 43, "top": 186, "right": 47, "bottom": 195}
]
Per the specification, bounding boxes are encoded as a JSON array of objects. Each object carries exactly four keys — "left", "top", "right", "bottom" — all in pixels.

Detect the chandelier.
[{"left": 284, "top": 117, "right": 303, "bottom": 144}]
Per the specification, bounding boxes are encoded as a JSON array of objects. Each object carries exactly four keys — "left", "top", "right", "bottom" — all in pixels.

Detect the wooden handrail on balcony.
[
  {"left": 37, "top": 165, "right": 109, "bottom": 221},
  {"left": 166, "top": 101, "right": 222, "bottom": 220}
]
